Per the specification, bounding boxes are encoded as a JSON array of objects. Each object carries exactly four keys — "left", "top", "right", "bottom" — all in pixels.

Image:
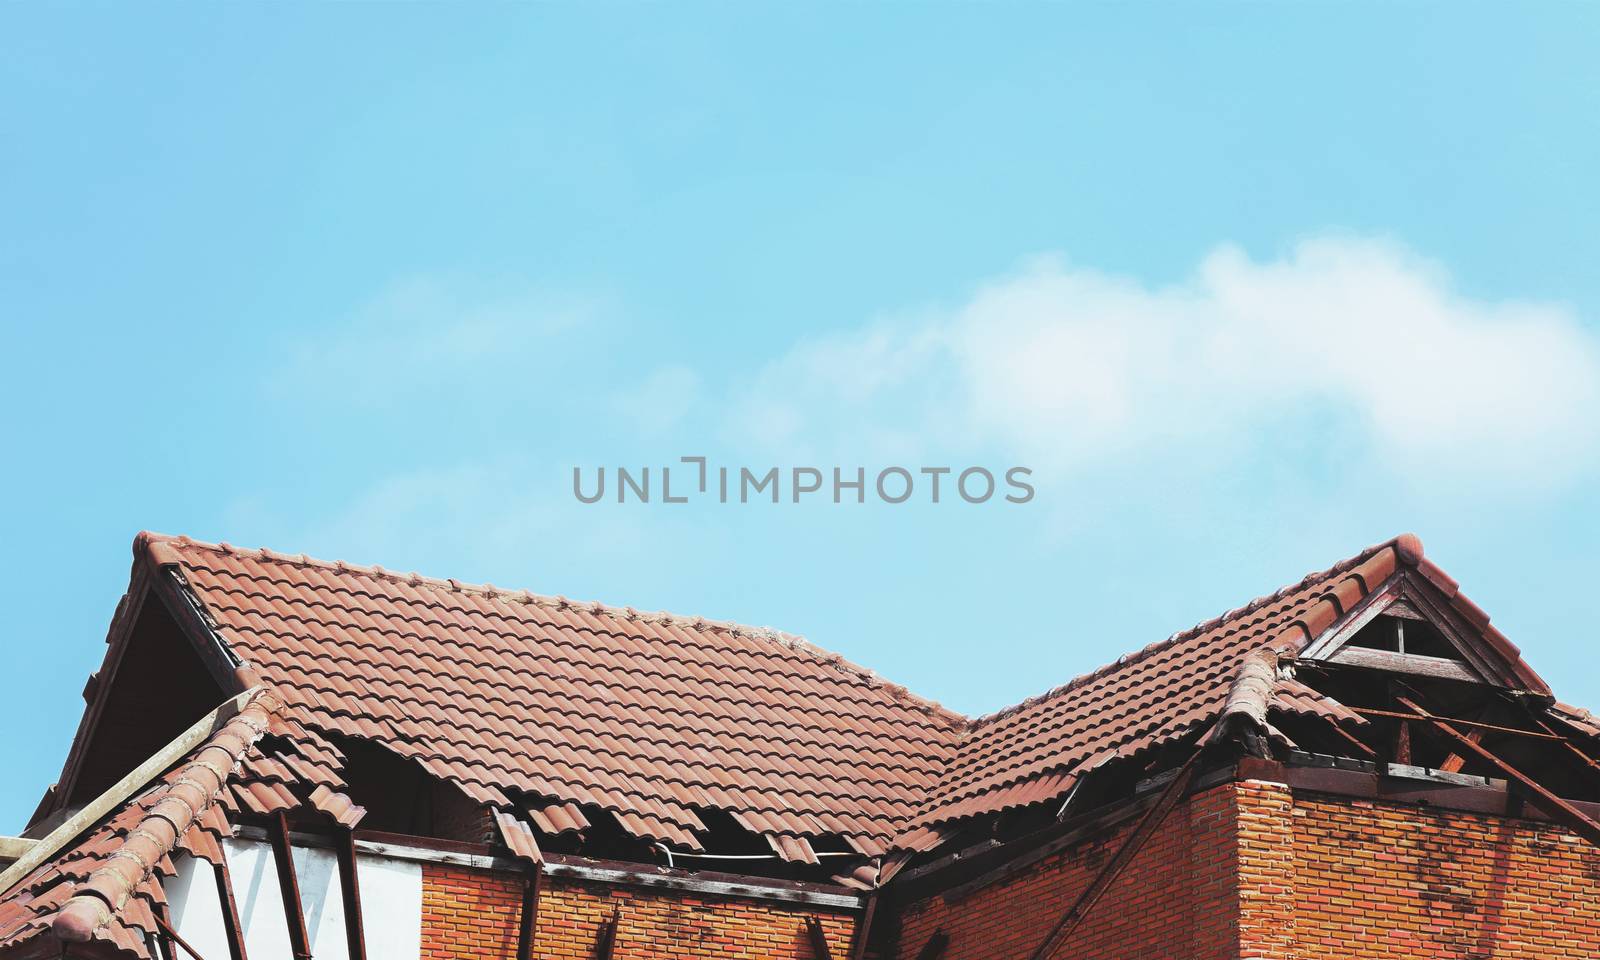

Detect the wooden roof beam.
[{"left": 1396, "top": 695, "right": 1600, "bottom": 849}]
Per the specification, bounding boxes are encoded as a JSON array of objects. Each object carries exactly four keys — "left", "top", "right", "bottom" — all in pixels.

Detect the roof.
[
  {"left": 1, "top": 529, "right": 1558, "bottom": 955},
  {"left": 140, "top": 533, "right": 965, "bottom": 858}
]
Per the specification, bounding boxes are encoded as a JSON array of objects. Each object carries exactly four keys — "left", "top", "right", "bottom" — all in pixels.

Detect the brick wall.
[
  {"left": 420, "top": 862, "right": 858, "bottom": 959},
  {"left": 422, "top": 863, "right": 523, "bottom": 960},
  {"left": 419, "top": 781, "right": 1600, "bottom": 960},
  {"left": 893, "top": 785, "right": 1240, "bottom": 960},
  {"left": 1235, "top": 780, "right": 1295, "bottom": 960},
  {"left": 1277, "top": 789, "right": 1600, "bottom": 959}
]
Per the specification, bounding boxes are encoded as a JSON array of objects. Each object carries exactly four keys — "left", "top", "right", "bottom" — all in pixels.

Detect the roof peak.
[
  {"left": 963, "top": 533, "right": 1423, "bottom": 730},
  {"left": 134, "top": 530, "right": 968, "bottom": 730}
]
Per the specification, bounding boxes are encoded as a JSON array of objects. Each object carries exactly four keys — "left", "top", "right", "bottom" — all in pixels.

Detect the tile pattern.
[
  {"left": 899, "top": 541, "right": 1407, "bottom": 837},
  {"left": 146, "top": 534, "right": 967, "bottom": 856}
]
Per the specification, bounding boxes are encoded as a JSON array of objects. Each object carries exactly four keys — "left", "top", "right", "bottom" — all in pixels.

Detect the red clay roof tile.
[
  {"left": 143, "top": 533, "right": 966, "bottom": 856},
  {"left": 494, "top": 811, "right": 542, "bottom": 865}
]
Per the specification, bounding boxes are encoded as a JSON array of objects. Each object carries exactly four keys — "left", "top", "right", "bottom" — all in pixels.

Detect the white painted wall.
[
  {"left": 168, "top": 838, "right": 422, "bottom": 960},
  {"left": 165, "top": 853, "right": 229, "bottom": 957}
]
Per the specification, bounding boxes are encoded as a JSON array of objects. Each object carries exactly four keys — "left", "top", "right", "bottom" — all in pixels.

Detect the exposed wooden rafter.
[
  {"left": 0, "top": 838, "right": 35, "bottom": 864},
  {"left": 1396, "top": 696, "right": 1600, "bottom": 848},
  {"left": 1352, "top": 707, "right": 1561, "bottom": 741},
  {"left": 1438, "top": 726, "right": 1484, "bottom": 773},
  {"left": 0, "top": 688, "right": 259, "bottom": 896},
  {"left": 1532, "top": 715, "right": 1600, "bottom": 779},
  {"left": 1324, "top": 717, "right": 1380, "bottom": 758},
  {"left": 153, "top": 913, "right": 209, "bottom": 960}
]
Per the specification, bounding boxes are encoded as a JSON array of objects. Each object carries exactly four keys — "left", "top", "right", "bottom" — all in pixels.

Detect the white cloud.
[
  {"left": 250, "top": 235, "right": 1599, "bottom": 581},
  {"left": 274, "top": 275, "right": 602, "bottom": 409},
  {"left": 728, "top": 236, "right": 1600, "bottom": 494}
]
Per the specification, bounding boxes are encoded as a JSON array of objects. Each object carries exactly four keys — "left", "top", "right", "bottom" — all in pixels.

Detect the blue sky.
[{"left": 4, "top": 4, "right": 1600, "bottom": 831}]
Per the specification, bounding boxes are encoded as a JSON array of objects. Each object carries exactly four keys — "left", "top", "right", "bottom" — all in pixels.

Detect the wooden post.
[
  {"left": 213, "top": 859, "right": 249, "bottom": 960},
  {"left": 267, "top": 812, "right": 313, "bottom": 960},
  {"left": 152, "top": 903, "right": 179, "bottom": 960},
  {"left": 516, "top": 863, "right": 543, "bottom": 960},
  {"left": 805, "top": 915, "right": 835, "bottom": 960},
  {"left": 335, "top": 830, "right": 367, "bottom": 960},
  {"left": 1390, "top": 680, "right": 1412, "bottom": 765},
  {"left": 846, "top": 892, "right": 877, "bottom": 960}
]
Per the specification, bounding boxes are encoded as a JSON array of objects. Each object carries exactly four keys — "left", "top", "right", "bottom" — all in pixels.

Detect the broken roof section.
[
  {"left": 896, "top": 533, "right": 1551, "bottom": 842},
  {"left": 0, "top": 683, "right": 371, "bottom": 960}
]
